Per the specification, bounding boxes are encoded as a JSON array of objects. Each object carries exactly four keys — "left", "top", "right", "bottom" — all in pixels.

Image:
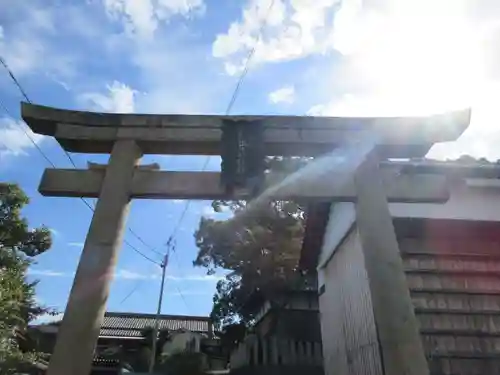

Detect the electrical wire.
[
  {"left": 164, "top": 0, "right": 276, "bottom": 247},
  {"left": 121, "top": 241, "right": 190, "bottom": 311},
  {"left": 0, "top": 137, "right": 13, "bottom": 156},
  {"left": 120, "top": 279, "right": 145, "bottom": 304},
  {"left": 124, "top": 239, "right": 161, "bottom": 266},
  {"left": 0, "top": 56, "right": 80, "bottom": 169},
  {"left": 79, "top": 197, "right": 163, "bottom": 259},
  {"left": 128, "top": 229, "right": 163, "bottom": 257},
  {"left": 0, "top": 101, "right": 56, "bottom": 168},
  {"left": 0, "top": 56, "right": 31, "bottom": 104},
  {"left": 0, "top": 56, "right": 160, "bottom": 267},
  {"left": 3, "top": 0, "right": 277, "bottom": 303},
  {"left": 120, "top": 251, "right": 168, "bottom": 305},
  {"left": 169, "top": 242, "right": 191, "bottom": 311},
  {"left": 147, "top": 0, "right": 277, "bottom": 311}
]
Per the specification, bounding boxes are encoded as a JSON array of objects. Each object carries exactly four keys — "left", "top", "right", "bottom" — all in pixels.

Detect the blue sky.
[{"left": 2, "top": 0, "right": 500, "bottom": 321}]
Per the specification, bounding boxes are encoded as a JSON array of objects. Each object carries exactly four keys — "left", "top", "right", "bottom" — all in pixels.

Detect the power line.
[
  {"left": 164, "top": 0, "right": 276, "bottom": 247},
  {"left": 81, "top": 197, "right": 163, "bottom": 259},
  {"left": 128, "top": 228, "right": 163, "bottom": 257},
  {"left": 0, "top": 56, "right": 160, "bottom": 267},
  {"left": 174, "top": 284, "right": 190, "bottom": 310},
  {"left": 152, "top": 0, "right": 277, "bottom": 311},
  {"left": 0, "top": 137, "right": 13, "bottom": 156},
  {"left": 2, "top": 0, "right": 275, "bottom": 303},
  {"left": 119, "top": 255, "right": 164, "bottom": 305},
  {"left": 224, "top": 0, "right": 275, "bottom": 116},
  {"left": 162, "top": 242, "right": 191, "bottom": 310},
  {"left": 2, "top": 55, "right": 188, "bottom": 317},
  {"left": 165, "top": 157, "right": 211, "bottom": 243},
  {"left": 0, "top": 56, "right": 78, "bottom": 170},
  {"left": 0, "top": 101, "right": 56, "bottom": 168},
  {"left": 166, "top": 241, "right": 191, "bottom": 311},
  {"left": 120, "top": 280, "right": 144, "bottom": 304},
  {"left": 120, "top": 241, "right": 190, "bottom": 311},
  {"left": 0, "top": 56, "right": 31, "bottom": 104},
  {"left": 124, "top": 239, "right": 161, "bottom": 266}
]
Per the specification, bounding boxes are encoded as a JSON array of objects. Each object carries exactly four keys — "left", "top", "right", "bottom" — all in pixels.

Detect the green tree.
[
  {"left": 0, "top": 183, "right": 52, "bottom": 374},
  {"left": 193, "top": 157, "right": 308, "bottom": 329}
]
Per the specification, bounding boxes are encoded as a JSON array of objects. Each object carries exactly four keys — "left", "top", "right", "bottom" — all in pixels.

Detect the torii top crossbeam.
[{"left": 22, "top": 102, "right": 471, "bottom": 158}]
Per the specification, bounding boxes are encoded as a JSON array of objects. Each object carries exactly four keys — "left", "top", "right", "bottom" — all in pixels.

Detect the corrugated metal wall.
[
  {"left": 400, "top": 237, "right": 500, "bottom": 375},
  {"left": 319, "top": 228, "right": 384, "bottom": 375}
]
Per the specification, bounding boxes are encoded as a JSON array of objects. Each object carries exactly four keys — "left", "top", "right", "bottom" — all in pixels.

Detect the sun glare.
[{"left": 332, "top": 2, "right": 491, "bottom": 119}]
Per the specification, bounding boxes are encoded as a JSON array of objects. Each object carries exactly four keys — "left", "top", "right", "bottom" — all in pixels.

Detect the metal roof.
[
  {"left": 35, "top": 312, "right": 211, "bottom": 338},
  {"left": 100, "top": 312, "right": 211, "bottom": 337}
]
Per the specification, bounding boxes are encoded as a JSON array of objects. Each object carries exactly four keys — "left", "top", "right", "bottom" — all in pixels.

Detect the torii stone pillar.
[
  {"left": 47, "top": 140, "right": 141, "bottom": 375},
  {"left": 21, "top": 102, "right": 470, "bottom": 375},
  {"left": 354, "top": 152, "right": 429, "bottom": 375}
]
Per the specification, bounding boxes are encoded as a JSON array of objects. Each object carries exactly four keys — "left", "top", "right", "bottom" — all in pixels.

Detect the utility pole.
[{"left": 149, "top": 249, "right": 169, "bottom": 373}]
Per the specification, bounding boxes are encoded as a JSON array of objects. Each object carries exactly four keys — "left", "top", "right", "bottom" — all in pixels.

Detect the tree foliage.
[
  {"left": 193, "top": 157, "right": 309, "bottom": 329},
  {"left": 0, "top": 183, "right": 52, "bottom": 374}
]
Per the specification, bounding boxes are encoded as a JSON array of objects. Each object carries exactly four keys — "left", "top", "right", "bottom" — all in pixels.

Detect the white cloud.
[
  {"left": 0, "top": 118, "right": 46, "bottom": 159},
  {"left": 79, "top": 81, "right": 137, "bottom": 113},
  {"left": 113, "top": 268, "right": 223, "bottom": 282},
  {"left": 48, "top": 228, "right": 60, "bottom": 236},
  {"left": 0, "top": 3, "right": 78, "bottom": 78},
  {"left": 427, "top": 83, "right": 500, "bottom": 161},
  {"left": 306, "top": 0, "right": 500, "bottom": 161},
  {"left": 212, "top": 0, "right": 340, "bottom": 74},
  {"left": 201, "top": 205, "right": 217, "bottom": 217},
  {"left": 114, "top": 269, "right": 152, "bottom": 280},
  {"left": 0, "top": 25, "right": 45, "bottom": 76},
  {"left": 104, "top": 0, "right": 158, "bottom": 39},
  {"left": 268, "top": 85, "right": 295, "bottom": 104},
  {"left": 28, "top": 269, "right": 70, "bottom": 277},
  {"left": 0, "top": 0, "right": 224, "bottom": 121},
  {"left": 68, "top": 242, "right": 85, "bottom": 248},
  {"left": 27, "top": 7, "right": 55, "bottom": 32},
  {"left": 34, "top": 312, "right": 64, "bottom": 324},
  {"left": 130, "top": 35, "right": 226, "bottom": 114},
  {"left": 103, "top": 0, "right": 205, "bottom": 39},
  {"left": 156, "top": 0, "right": 206, "bottom": 19},
  {"left": 1, "top": 1, "right": 225, "bottom": 119},
  {"left": 214, "top": 0, "right": 500, "bottom": 164},
  {"left": 166, "top": 274, "right": 223, "bottom": 282},
  {"left": 28, "top": 266, "right": 221, "bottom": 283}
]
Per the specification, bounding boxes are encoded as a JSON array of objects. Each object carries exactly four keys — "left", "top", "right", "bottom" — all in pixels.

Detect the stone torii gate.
[{"left": 22, "top": 102, "right": 470, "bottom": 375}]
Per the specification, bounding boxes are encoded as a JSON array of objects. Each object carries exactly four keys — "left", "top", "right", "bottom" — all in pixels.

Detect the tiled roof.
[
  {"left": 36, "top": 312, "right": 211, "bottom": 338},
  {"left": 100, "top": 312, "right": 211, "bottom": 337}
]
